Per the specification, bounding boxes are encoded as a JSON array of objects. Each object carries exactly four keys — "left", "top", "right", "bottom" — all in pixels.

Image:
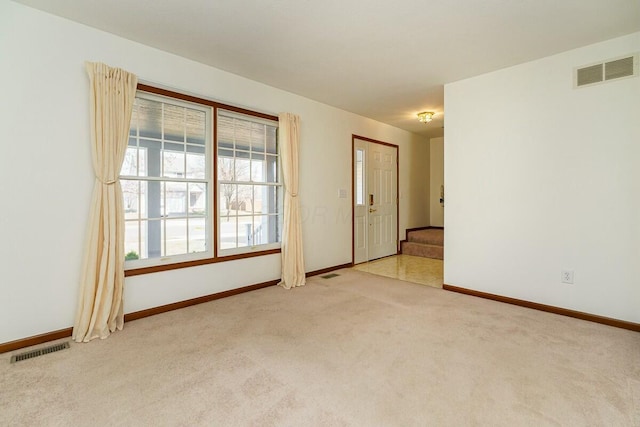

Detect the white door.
[{"left": 353, "top": 138, "right": 398, "bottom": 263}]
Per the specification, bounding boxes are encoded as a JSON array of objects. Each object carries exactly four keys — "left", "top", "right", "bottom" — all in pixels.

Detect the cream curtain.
[
  {"left": 278, "top": 113, "right": 305, "bottom": 289},
  {"left": 73, "top": 62, "right": 138, "bottom": 343}
]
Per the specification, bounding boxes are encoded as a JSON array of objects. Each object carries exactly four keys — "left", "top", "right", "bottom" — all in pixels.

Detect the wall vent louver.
[
  {"left": 605, "top": 57, "right": 634, "bottom": 80},
  {"left": 10, "top": 342, "right": 70, "bottom": 363},
  {"left": 575, "top": 54, "right": 638, "bottom": 88},
  {"left": 577, "top": 64, "right": 603, "bottom": 86}
]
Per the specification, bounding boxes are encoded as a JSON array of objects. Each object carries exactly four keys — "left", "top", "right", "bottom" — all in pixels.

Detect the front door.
[{"left": 353, "top": 137, "right": 398, "bottom": 263}]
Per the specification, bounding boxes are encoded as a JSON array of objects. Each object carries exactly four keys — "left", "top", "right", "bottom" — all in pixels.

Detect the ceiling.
[{"left": 15, "top": 0, "right": 640, "bottom": 138}]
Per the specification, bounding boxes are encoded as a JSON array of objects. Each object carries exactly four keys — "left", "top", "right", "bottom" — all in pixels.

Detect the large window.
[
  {"left": 122, "top": 93, "right": 212, "bottom": 267},
  {"left": 121, "top": 87, "right": 280, "bottom": 272},
  {"left": 217, "top": 111, "right": 281, "bottom": 254}
]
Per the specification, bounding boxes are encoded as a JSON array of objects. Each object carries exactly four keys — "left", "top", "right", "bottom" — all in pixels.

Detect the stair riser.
[
  {"left": 401, "top": 242, "right": 443, "bottom": 260},
  {"left": 408, "top": 236, "right": 444, "bottom": 246},
  {"left": 407, "top": 229, "right": 444, "bottom": 246}
]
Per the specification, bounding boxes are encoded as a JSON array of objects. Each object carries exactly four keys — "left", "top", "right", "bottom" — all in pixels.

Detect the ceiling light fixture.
[{"left": 417, "top": 112, "right": 435, "bottom": 123}]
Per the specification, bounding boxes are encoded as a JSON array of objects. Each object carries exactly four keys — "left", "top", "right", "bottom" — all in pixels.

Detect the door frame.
[{"left": 351, "top": 134, "right": 399, "bottom": 264}]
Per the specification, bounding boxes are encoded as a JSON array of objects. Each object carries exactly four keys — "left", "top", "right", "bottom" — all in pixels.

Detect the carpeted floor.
[{"left": 1, "top": 269, "right": 639, "bottom": 426}]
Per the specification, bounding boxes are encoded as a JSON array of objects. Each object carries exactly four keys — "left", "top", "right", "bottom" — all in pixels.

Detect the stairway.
[{"left": 401, "top": 228, "right": 443, "bottom": 260}]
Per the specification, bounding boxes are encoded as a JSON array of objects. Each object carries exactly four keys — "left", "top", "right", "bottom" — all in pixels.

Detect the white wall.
[
  {"left": 0, "top": 1, "right": 429, "bottom": 344},
  {"left": 429, "top": 137, "right": 444, "bottom": 227},
  {"left": 444, "top": 32, "right": 640, "bottom": 323}
]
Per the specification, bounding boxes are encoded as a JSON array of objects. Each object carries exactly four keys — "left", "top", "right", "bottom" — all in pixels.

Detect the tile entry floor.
[{"left": 352, "top": 254, "right": 443, "bottom": 288}]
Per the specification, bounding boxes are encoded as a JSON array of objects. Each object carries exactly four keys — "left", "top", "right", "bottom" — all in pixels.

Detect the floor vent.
[
  {"left": 575, "top": 53, "right": 638, "bottom": 88},
  {"left": 321, "top": 273, "right": 340, "bottom": 279},
  {"left": 10, "top": 342, "right": 70, "bottom": 363}
]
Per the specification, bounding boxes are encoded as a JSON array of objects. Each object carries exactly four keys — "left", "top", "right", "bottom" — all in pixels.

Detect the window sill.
[{"left": 124, "top": 248, "right": 281, "bottom": 277}]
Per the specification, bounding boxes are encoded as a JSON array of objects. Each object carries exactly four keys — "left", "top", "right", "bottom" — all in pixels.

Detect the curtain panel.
[
  {"left": 73, "top": 62, "right": 137, "bottom": 342},
  {"left": 278, "top": 113, "right": 305, "bottom": 289}
]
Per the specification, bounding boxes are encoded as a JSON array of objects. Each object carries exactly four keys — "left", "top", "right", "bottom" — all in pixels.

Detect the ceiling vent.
[{"left": 574, "top": 53, "right": 638, "bottom": 88}]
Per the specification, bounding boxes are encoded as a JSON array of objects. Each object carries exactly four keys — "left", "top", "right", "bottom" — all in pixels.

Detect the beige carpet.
[{"left": 1, "top": 269, "right": 639, "bottom": 426}]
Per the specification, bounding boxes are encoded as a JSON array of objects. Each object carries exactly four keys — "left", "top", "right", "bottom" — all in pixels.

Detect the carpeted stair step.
[
  {"left": 401, "top": 241, "right": 443, "bottom": 260},
  {"left": 407, "top": 228, "right": 443, "bottom": 246}
]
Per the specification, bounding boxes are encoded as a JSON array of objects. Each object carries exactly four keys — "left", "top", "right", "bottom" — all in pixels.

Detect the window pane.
[
  {"left": 188, "top": 217, "right": 207, "bottom": 253},
  {"left": 235, "top": 158, "right": 250, "bottom": 182},
  {"left": 268, "top": 186, "right": 279, "bottom": 214},
  {"left": 121, "top": 147, "right": 138, "bottom": 176},
  {"left": 266, "top": 155, "right": 278, "bottom": 183},
  {"left": 251, "top": 153, "right": 265, "bottom": 182},
  {"left": 270, "top": 214, "right": 282, "bottom": 244},
  {"left": 138, "top": 147, "right": 147, "bottom": 177},
  {"left": 137, "top": 98, "right": 162, "bottom": 139},
  {"left": 164, "top": 219, "right": 187, "bottom": 256},
  {"left": 124, "top": 221, "right": 140, "bottom": 260},
  {"left": 188, "top": 183, "right": 206, "bottom": 215},
  {"left": 236, "top": 185, "right": 252, "bottom": 213},
  {"left": 165, "top": 182, "right": 187, "bottom": 216},
  {"left": 218, "top": 156, "right": 234, "bottom": 182},
  {"left": 145, "top": 219, "right": 162, "bottom": 259},
  {"left": 233, "top": 118, "right": 251, "bottom": 151},
  {"left": 217, "top": 115, "right": 234, "bottom": 146},
  {"left": 163, "top": 150, "right": 185, "bottom": 178},
  {"left": 140, "top": 138, "right": 162, "bottom": 177},
  {"left": 164, "top": 104, "right": 185, "bottom": 142},
  {"left": 249, "top": 216, "right": 265, "bottom": 246},
  {"left": 253, "top": 186, "right": 264, "bottom": 214},
  {"left": 122, "top": 180, "right": 139, "bottom": 219},
  {"left": 138, "top": 181, "right": 148, "bottom": 219},
  {"left": 251, "top": 123, "right": 266, "bottom": 153},
  {"left": 186, "top": 151, "right": 205, "bottom": 179},
  {"left": 254, "top": 185, "right": 278, "bottom": 214},
  {"left": 147, "top": 181, "right": 162, "bottom": 219},
  {"left": 253, "top": 215, "right": 279, "bottom": 245},
  {"left": 236, "top": 215, "right": 251, "bottom": 248},
  {"left": 220, "top": 183, "right": 236, "bottom": 215},
  {"left": 356, "top": 149, "right": 364, "bottom": 205},
  {"left": 218, "top": 147, "right": 233, "bottom": 158},
  {"left": 266, "top": 127, "right": 277, "bottom": 154},
  {"left": 220, "top": 216, "right": 237, "bottom": 249},
  {"left": 186, "top": 109, "right": 206, "bottom": 145}
]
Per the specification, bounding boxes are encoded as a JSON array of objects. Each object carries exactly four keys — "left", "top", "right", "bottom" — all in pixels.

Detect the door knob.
[{"left": 369, "top": 208, "right": 377, "bottom": 213}]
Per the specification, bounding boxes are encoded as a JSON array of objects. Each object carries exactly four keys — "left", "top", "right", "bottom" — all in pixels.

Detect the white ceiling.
[{"left": 15, "top": 0, "right": 640, "bottom": 138}]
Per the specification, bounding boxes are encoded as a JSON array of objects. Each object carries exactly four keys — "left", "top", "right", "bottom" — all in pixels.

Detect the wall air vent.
[
  {"left": 605, "top": 56, "right": 634, "bottom": 80},
  {"left": 575, "top": 54, "right": 638, "bottom": 88},
  {"left": 10, "top": 342, "right": 70, "bottom": 363},
  {"left": 577, "top": 64, "right": 603, "bottom": 86}
]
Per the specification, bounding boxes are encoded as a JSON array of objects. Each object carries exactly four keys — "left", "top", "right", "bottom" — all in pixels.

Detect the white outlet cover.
[{"left": 561, "top": 270, "right": 574, "bottom": 284}]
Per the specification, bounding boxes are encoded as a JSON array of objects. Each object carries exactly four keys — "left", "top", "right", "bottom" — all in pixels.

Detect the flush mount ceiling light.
[{"left": 417, "top": 112, "right": 435, "bottom": 123}]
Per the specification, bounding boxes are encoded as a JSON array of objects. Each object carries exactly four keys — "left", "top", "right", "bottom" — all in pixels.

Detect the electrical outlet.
[{"left": 561, "top": 269, "right": 574, "bottom": 284}]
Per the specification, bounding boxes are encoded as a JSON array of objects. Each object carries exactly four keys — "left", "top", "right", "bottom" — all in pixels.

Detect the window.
[
  {"left": 355, "top": 148, "right": 365, "bottom": 205},
  {"left": 217, "top": 111, "right": 282, "bottom": 255},
  {"left": 121, "top": 86, "right": 281, "bottom": 272},
  {"left": 122, "top": 93, "right": 212, "bottom": 267}
]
